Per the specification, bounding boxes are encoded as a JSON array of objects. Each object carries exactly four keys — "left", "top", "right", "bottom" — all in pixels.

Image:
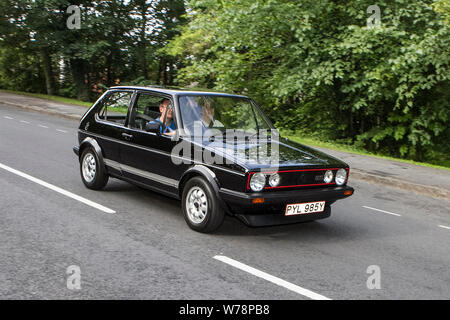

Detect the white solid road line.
[
  {"left": 213, "top": 255, "right": 331, "bottom": 300},
  {"left": 362, "top": 206, "right": 402, "bottom": 217},
  {"left": 0, "top": 162, "right": 115, "bottom": 214},
  {"left": 438, "top": 225, "right": 450, "bottom": 230}
]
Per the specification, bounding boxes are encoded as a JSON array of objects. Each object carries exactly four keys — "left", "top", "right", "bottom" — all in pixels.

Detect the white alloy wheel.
[
  {"left": 82, "top": 152, "right": 97, "bottom": 183},
  {"left": 185, "top": 186, "right": 208, "bottom": 224}
]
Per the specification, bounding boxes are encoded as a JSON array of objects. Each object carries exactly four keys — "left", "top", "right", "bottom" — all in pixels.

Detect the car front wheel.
[
  {"left": 80, "top": 147, "right": 109, "bottom": 190},
  {"left": 182, "top": 176, "right": 225, "bottom": 233}
]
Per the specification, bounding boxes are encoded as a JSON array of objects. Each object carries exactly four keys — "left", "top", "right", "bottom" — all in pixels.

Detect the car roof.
[{"left": 109, "top": 85, "right": 249, "bottom": 99}]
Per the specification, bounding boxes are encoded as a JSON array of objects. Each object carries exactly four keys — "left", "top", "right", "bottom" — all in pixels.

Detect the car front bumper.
[{"left": 219, "top": 185, "right": 354, "bottom": 227}]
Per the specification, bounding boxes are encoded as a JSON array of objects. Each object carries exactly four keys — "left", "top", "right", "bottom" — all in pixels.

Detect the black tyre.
[
  {"left": 182, "top": 176, "right": 225, "bottom": 233},
  {"left": 80, "top": 147, "right": 109, "bottom": 190}
]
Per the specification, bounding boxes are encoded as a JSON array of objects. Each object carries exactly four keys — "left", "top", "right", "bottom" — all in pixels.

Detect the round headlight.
[
  {"left": 250, "top": 173, "right": 266, "bottom": 191},
  {"left": 268, "top": 173, "right": 281, "bottom": 187},
  {"left": 323, "top": 170, "right": 333, "bottom": 183},
  {"left": 335, "top": 168, "right": 347, "bottom": 185}
]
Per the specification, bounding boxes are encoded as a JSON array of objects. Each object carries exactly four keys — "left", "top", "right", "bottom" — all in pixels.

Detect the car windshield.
[{"left": 178, "top": 95, "right": 272, "bottom": 138}]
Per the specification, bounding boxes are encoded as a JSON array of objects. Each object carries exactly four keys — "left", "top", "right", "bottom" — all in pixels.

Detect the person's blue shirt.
[{"left": 149, "top": 118, "right": 175, "bottom": 134}]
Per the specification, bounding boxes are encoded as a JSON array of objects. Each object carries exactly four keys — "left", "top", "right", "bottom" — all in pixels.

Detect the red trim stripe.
[
  {"left": 246, "top": 168, "right": 348, "bottom": 190},
  {"left": 265, "top": 182, "right": 336, "bottom": 189}
]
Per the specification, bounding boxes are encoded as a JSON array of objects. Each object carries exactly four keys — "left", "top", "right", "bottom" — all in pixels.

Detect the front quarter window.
[{"left": 97, "top": 91, "right": 133, "bottom": 125}]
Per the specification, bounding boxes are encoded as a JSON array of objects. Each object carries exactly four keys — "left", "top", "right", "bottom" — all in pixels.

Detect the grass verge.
[
  {"left": 285, "top": 134, "right": 450, "bottom": 171},
  {"left": 0, "top": 90, "right": 92, "bottom": 108},
  {"left": 2, "top": 90, "right": 449, "bottom": 171}
]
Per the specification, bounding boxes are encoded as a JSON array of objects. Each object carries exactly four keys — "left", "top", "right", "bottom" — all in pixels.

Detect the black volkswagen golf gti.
[{"left": 74, "top": 86, "right": 354, "bottom": 233}]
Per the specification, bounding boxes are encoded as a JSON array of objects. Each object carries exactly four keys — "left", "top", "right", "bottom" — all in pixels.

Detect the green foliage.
[
  {"left": 0, "top": 46, "right": 45, "bottom": 92},
  {"left": 0, "top": 0, "right": 448, "bottom": 165},
  {"left": 167, "top": 0, "right": 450, "bottom": 164},
  {"left": 0, "top": 0, "right": 187, "bottom": 100}
]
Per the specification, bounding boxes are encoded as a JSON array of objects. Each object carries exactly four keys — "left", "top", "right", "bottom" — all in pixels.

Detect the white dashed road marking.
[
  {"left": 213, "top": 255, "right": 331, "bottom": 300},
  {"left": 362, "top": 206, "right": 402, "bottom": 217},
  {"left": 0, "top": 162, "right": 116, "bottom": 214},
  {"left": 438, "top": 225, "right": 450, "bottom": 230},
  {"left": 2, "top": 114, "right": 74, "bottom": 134}
]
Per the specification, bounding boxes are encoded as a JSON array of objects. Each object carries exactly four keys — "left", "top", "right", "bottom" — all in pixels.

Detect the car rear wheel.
[
  {"left": 80, "top": 147, "right": 108, "bottom": 190},
  {"left": 182, "top": 176, "right": 225, "bottom": 233}
]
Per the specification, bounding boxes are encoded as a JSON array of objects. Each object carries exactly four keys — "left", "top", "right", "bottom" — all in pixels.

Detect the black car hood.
[{"left": 199, "top": 136, "right": 348, "bottom": 170}]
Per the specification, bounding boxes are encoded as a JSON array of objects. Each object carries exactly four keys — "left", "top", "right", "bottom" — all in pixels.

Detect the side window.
[
  {"left": 97, "top": 91, "right": 133, "bottom": 125},
  {"left": 129, "top": 93, "right": 173, "bottom": 130}
]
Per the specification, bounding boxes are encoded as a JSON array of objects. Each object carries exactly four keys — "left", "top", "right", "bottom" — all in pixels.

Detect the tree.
[
  {"left": 0, "top": 0, "right": 64, "bottom": 95},
  {"left": 166, "top": 0, "right": 450, "bottom": 163}
]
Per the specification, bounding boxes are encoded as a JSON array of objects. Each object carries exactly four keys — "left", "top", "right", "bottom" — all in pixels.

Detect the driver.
[{"left": 148, "top": 98, "right": 175, "bottom": 135}]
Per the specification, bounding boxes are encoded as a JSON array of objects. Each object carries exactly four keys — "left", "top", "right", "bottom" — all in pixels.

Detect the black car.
[{"left": 73, "top": 86, "right": 354, "bottom": 233}]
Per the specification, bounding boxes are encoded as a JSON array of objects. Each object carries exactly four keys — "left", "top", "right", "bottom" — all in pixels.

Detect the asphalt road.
[{"left": 0, "top": 104, "right": 449, "bottom": 300}]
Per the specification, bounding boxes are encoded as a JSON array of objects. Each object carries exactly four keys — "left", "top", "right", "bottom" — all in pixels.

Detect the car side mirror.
[{"left": 145, "top": 122, "right": 161, "bottom": 135}]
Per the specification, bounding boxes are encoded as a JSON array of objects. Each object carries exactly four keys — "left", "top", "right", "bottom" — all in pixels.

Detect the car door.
[
  {"left": 89, "top": 89, "right": 134, "bottom": 177},
  {"left": 119, "top": 91, "right": 185, "bottom": 196}
]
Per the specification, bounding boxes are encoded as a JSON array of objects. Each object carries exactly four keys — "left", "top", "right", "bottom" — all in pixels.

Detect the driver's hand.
[{"left": 163, "top": 130, "right": 176, "bottom": 136}]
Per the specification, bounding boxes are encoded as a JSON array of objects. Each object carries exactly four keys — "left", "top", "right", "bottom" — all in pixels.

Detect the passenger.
[{"left": 200, "top": 98, "right": 224, "bottom": 128}]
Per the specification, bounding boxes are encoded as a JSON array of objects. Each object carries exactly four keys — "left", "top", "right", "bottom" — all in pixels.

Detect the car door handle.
[{"left": 122, "top": 133, "right": 133, "bottom": 141}]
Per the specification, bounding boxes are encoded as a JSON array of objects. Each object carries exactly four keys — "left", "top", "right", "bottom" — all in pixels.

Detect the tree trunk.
[
  {"left": 158, "top": 58, "right": 165, "bottom": 85},
  {"left": 138, "top": 43, "right": 148, "bottom": 79},
  {"left": 70, "top": 58, "right": 90, "bottom": 101},
  {"left": 139, "top": 4, "right": 148, "bottom": 79},
  {"left": 40, "top": 47, "right": 56, "bottom": 96},
  {"left": 106, "top": 53, "right": 113, "bottom": 87}
]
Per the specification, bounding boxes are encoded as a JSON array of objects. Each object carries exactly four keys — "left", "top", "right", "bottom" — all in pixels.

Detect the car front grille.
[{"left": 247, "top": 168, "right": 345, "bottom": 191}]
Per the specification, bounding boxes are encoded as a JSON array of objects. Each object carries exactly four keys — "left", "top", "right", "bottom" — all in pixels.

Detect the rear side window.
[{"left": 97, "top": 91, "right": 133, "bottom": 125}]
